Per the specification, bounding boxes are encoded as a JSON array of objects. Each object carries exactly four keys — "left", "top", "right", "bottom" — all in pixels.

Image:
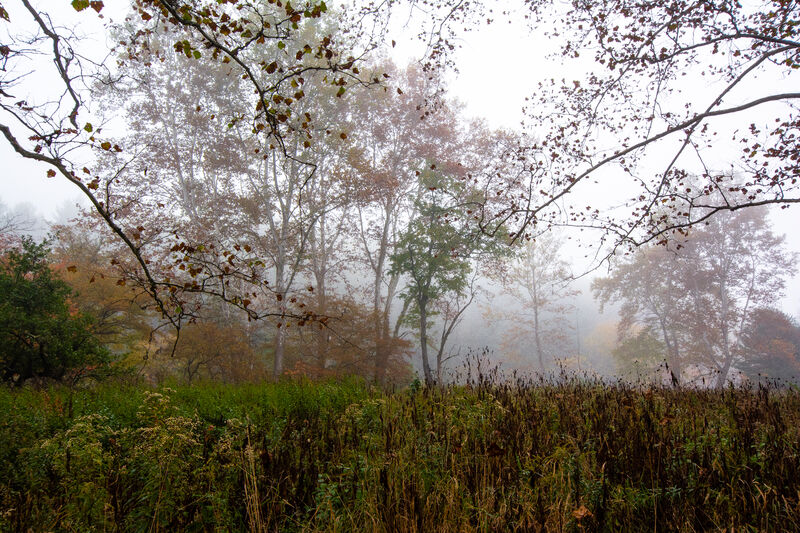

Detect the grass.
[{"left": 1, "top": 375, "right": 799, "bottom": 531}]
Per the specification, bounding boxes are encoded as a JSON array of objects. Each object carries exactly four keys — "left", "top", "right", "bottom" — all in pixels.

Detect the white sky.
[{"left": 1, "top": 0, "right": 798, "bottom": 315}]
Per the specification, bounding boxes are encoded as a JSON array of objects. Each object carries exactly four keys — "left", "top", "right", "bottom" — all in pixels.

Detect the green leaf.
[
  {"left": 277, "top": 41, "right": 285, "bottom": 50},
  {"left": 83, "top": 123, "right": 93, "bottom": 133},
  {"left": 71, "top": 0, "right": 90, "bottom": 12},
  {"left": 193, "top": 50, "right": 201, "bottom": 59}
]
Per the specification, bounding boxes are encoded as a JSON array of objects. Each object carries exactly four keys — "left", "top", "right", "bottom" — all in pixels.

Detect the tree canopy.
[
  {"left": 1, "top": 0, "right": 798, "bottom": 383},
  {"left": 593, "top": 208, "right": 796, "bottom": 386},
  {"left": 505, "top": 0, "right": 800, "bottom": 253}
]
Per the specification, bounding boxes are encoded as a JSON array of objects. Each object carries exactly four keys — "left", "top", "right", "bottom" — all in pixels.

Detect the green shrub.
[{"left": 0, "top": 238, "right": 110, "bottom": 386}]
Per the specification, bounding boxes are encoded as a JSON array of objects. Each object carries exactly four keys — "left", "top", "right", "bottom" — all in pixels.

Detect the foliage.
[
  {"left": 0, "top": 0, "right": 393, "bottom": 338},
  {"left": 738, "top": 308, "right": 800, "bottom": 383},
  {"left": 495, "top": 233, "right": 579, "bottom": 373},
  {"left": 0, "top": 238, "right": 110, "bottom": 385},
  {"left": 285, "top": 293, "right": 414, "bottom": 383},
  {"left": 612, "top": 327, "right": 666, "bottom": 380},
  {"left": 2, "top": 379, "right": 800, "bottom": 531},
  {"left": 52, "top": 227, "right": 154, "bottom": 366},
  {"left": 169, "top": 321, "right": 267, "bottom": 384},
  {"left": 593, "top": 209, "right": 796, "bottom": 387},
  {"left": 391, "top": 169, "right": 506, "bottom": 384},
  {"left": 502, "top": 0, "right": 800, "bottom": 254},
  {"left": 3, "top": 0, "right": 800, "bottom": 365}
]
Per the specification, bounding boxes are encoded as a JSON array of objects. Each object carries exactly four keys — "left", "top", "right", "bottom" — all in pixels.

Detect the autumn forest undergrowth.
[{"left": 2, "top": 375, "right": 800, "bottom": 532}]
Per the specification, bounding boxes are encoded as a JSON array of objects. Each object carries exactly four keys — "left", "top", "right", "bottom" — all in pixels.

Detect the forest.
[{"left": 1, "top": 0, "right": 800, "bottom": 530}]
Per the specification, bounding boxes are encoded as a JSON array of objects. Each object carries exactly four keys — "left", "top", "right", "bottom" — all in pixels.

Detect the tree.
[
  {"left": 284, "top": 293, "right": 413, "bottom": 382},
  {"left": 424, "top": 271, "right": 482, "bottom": 383},
  {"left": 593, "top": 243, "right": 689, "bottom": 383},
  {"left": 170, "top": 321, "right": 266, "bottom": 384},
  {"left": 391, "top": 169, "right": 505, "bottom": 385},
  {"left": 0, "top": 238, "right": 109, "bottom": 385},
  {"left": 594, "top": 208, "right": 796, "bottom": 386},
  {"left": 494, "top": 0, "right": 800, "bottom": 254},
  {"left": 611, "top": 327, "right": 666, "bottom": 382},
  {"left": 680, "top": 209, "right": 796, "bottom": 386},
  {"left": 738, "top": 308, "right": 800, "bottom": 383},
  {"left": 347, "top": 64, "right": 480, "bottom": 383},
  {"left": 496, "top": 233, "right": 578, "bottom": 373},
  {"left": 98, "top": 17, "right": 370, "bottom": 378},
  {"left": 0, "top": 0, "right": 392, "bottom": 340},
  {"left": 51, "top": 226, "right": 154, "bottom": 365},
  {"left": 0, "top": 202, "right": 39, "bottom": 247}
]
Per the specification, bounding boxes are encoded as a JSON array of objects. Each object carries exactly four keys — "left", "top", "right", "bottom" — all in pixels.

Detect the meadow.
[{"left": 1, "top": 374, "right": 799, "bottom": 532}]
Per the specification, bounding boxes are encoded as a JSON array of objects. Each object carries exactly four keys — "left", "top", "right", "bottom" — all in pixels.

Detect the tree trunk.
[
  {"left": 418, "top": 296, "right": 433, "bottom": 385},
  {"left": 273, "top": 322, "right": 286, "bottom": 380},
  {"left": 715, "top": 287, "right": 733, "bottom": 389},
  {"left": 533, "top": 305, "right": 545, "bottom": 373},
  {"left": 659, "top": 319, "right": 681, "bottom": 385},
  {"left": 316, "top": 286, "right": 328, "bottom": 371}
]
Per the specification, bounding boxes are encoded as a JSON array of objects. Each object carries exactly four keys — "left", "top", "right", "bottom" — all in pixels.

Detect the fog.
[{"left": 2, "top": 0, "right": 799, "bottom": 387}]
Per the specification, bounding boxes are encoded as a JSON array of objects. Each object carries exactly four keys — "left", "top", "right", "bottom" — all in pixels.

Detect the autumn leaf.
[
  {"left": 71, "top": 0, "right": 90, "bottom": 12},
  {"left": 572, "top": 505, "right": 593, "bottom": 520},
  {"left": 46, "top": 169, "right": 56, "bottom": 178},
  {"left": 100, "top": 141, "right": 111, "bottom": 150}
]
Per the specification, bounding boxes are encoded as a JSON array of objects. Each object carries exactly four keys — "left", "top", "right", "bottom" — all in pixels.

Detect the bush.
[{"left": 0, "top": 237, "right": 110, "bottom": 385}]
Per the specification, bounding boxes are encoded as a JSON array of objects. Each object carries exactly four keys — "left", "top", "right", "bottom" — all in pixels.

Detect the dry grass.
[{"left": 1, "top": 376, "right": 799, "bottom": 531}]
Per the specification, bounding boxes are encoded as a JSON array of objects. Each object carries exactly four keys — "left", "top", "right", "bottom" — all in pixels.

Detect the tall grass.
[{"left": 1, "top": 376, "right": 799, "bottom": 531}]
